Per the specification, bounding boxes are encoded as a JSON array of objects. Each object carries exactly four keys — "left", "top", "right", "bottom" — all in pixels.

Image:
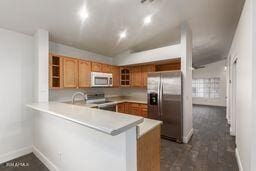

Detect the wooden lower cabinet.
[
  {"left": 117, "top": 102, "right": 148, "bottom": 117},
  {"left": 117, "top": 103, "right": 125, "bottom": 113},
  {"left": 137, "top": 125, "right": 161, "bottom": 171},
  {"left": 140, "top": 104, "right": 148, "bottom": 118},
  {"left": 130, "top": 103, "right": 142, "bottom": 116},
  {"left": 124, "top": 103, "right": 131, "bottom": 114}
]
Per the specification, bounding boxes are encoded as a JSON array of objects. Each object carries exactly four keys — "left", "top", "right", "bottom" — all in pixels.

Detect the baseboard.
[
  {"left": 0, "top": 146, "right": 33, "bottom": 164},
  {"left": 235, "top": 148, "right": 243, "bottom": 171},
  {"left": 183, "top": 128, "right": 193, "bottom": 143},
  {"left": 32, "top": 146, "right": 59, "bottom": 171},
  {"left": 192, "top": 103, "right": 226, "bottom": 107}
]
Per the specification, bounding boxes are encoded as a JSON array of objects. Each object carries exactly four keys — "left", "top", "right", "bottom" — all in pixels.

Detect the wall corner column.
[
  {"left": 180, "top": 22, "right": 193, "bottom": 143},
  {"left": 34, "top": 29, "right": 49, "bottom": 102},
  {"left": 251, "top": 0, "right": 256, "bottom": 169}
]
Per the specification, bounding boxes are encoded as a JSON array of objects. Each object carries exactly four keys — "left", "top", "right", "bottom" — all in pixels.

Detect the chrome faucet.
[{"left": 72, "top": 92, "right": 88, "bottom": 104}]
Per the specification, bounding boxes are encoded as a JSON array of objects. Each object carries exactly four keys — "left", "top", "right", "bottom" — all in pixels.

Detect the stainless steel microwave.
[{"left": 91, "top": 72, "right": 113, "bottom": 87}]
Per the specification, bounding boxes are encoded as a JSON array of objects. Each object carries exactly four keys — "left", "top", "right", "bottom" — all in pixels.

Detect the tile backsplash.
[{"left": 49, "top": 87, "right": 147, "bottom": 102}]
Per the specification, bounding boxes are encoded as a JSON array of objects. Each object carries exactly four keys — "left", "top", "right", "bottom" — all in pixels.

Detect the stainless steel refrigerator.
[{"left": 147, "top": 71, "right": 183, "bottom": 143}]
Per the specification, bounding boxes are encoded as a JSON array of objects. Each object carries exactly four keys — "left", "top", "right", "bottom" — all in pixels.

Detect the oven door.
[{"left": 93, "top": 76, "right": 109, "bottom": 87}]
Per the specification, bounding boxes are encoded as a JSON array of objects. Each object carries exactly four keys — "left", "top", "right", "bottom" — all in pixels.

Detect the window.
[{"left": 192, "top": 78, "right": 220, "bottom": 98}]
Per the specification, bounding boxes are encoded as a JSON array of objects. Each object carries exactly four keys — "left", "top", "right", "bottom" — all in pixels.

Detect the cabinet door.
[
  {"left": 142, "top": 65, "right": 155, "bottom": 87},
  {"left": 130, "top": 107, "right": 141, "bottom": 116},
  {"left": 131, "top": 66, "right": 142, "bottom": 87},
  {"left": 124, "top": 103, "right": 131, "bottom": 114},
  {"left": 101, "top": 64, "right": 111, "bottom": 73},
  {"left": 117, "top": 103, "right": 125, "bottom": 113},
  {"left": 63, "top": 57, "right": 78, "bottom": 88},
  {"left": 111, "top": 66, "right": 120, "bottom": 87},
  {"left": 120, "top": 67, "right": 131, "bottom": 87},
  {"left": 91, "top": 62, "right": 102, "bottom": 72},
  {"left": 79, "top": 60, "right": 91, "bottom": 88},
  {"left": 49, "top": 54, "right": 63, "bottom": 89},
  {"left": 140, "top": 104, "right": 148, "bottom": 118}
]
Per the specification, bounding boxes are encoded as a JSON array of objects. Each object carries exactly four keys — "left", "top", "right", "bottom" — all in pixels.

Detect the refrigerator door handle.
[
  {"left": 159, "top": 82, "right": 163, "bottom": 116},
  {"left": 158, "top": 81, "right": 161, "bottom": 117}
]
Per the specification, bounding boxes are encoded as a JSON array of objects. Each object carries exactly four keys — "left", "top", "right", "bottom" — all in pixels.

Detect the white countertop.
[
  {"left": 137, "top": 118, "right": 162, "bottom": 138},
  {"left": 61, "top": 96, "right": 147, "bottom": 108},
  {"left": 27, "top": 102, "right": 144, "bottom": 136}
]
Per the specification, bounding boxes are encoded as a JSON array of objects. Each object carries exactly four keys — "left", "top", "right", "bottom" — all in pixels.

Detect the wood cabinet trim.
[
  {"left": 78, "top": 60, "right": 91, "bottom": 88},
  {"left": 63, "top": 57, "right": 79, "bottom": 88},
  {"left": 137, "top": 125, "right": 161, "bottom": 171}
]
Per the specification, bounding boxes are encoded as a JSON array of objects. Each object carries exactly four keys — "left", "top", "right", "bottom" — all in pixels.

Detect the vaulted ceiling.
[{"left": 0, "top": 0, "right": 244, "bottom": 65}]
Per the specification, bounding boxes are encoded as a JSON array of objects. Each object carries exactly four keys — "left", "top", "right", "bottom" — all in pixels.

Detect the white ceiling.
[{"left": 0, "top": 0, "right": 244, "bottom": 65}]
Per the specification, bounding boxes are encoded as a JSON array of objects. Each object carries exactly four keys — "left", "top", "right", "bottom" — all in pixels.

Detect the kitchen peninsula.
[{"left": 27, "top": 101, "right": 162, "bottom": 171}]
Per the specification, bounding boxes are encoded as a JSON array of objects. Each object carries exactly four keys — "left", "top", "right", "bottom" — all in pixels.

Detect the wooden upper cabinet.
[
  {"left": 63, "top": 57, "right": 78, "bottom": 88},
  {"left": 142, "top": 65, "right": 155, "bottom": 87},
  {"left": 91, "top": 62, "right": 102, "bottom": 72},
  {"left": 155, "top": 59, "right": 181, "bottom": 71},
  {"left": 78, "top": 60, "right": 91, "bottom": 88},
  {"left": 120, "top": 67, "right": 131, "bottom": 87},
  {"left": 111, "top": 66, "right": 120, "bottom": 87},
  {"left": 131, "top": 66, "right": 142, "bottom": 87},
  {"left": 101, "top": 64, "right": 111, "bottom": 73},
  {"left": 49, "top": 54, "right": 63, "bottom": 89}
]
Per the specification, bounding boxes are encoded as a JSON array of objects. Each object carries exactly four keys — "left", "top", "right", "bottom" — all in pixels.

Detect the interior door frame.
[{"left": 230, "top": 58, "right": 237, "bottom": 136}]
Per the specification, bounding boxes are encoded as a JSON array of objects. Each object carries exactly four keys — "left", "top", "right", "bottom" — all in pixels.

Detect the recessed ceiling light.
[
  {"left": 79, "top": 7, "right": 89, "bottom": 21},
  {"left": 119, "top": 30, "right": 127, "bottom": 39},
  {"left": 143, "top": 15, "right": 152, "bottom": 25}
]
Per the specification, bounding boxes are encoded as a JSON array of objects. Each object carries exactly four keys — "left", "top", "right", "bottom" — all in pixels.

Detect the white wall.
[
  {"left": 228, "top": 0, "right": 254, "bottom": 170},
  {"left": 50, "top": 42, "right": 113, "bottom": 65},
  {"left": 0, "top": 28, "right": 34, "bottom": 163},
  {"left": 192, "top": 60, "right": 227, "bottom": 107},
  {"left": 120, "top": 88, "right": 147, "bottom": 101},
  {"left": 251, "top": 0, "right": 256, "bottom": 170},
  {"left": 33, "top": 112, "right": 137, "bottom": 171},
  {"left": 114, "top": 44, "right": 182, "bottom": 66},
  {"left": 34, "top": 30, "right": 49, "bottom": 102}
]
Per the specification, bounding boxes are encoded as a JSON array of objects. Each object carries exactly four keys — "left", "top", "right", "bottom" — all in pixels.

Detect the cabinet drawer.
[
  {"left": 131, "top": 103, "right": 140, "bottom": 108},
  {"left": 140, "top": 104, "right": 147, "bottom": 108},
  {"left": 141, "top": 108, "right": 148, "bottom": 118},
  {"left": 130, "top": 107, "right": 141, "bottom": 115}
]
